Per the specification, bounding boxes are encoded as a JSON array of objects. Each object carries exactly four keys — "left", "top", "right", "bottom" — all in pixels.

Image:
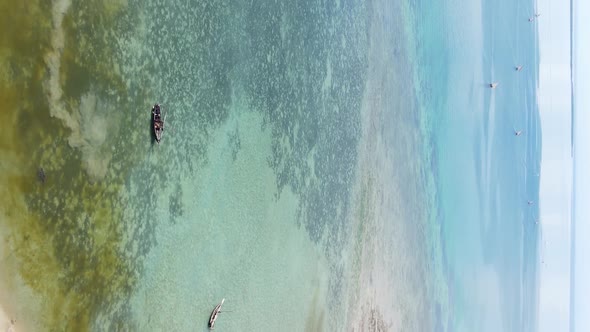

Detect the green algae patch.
[
  {"left": 0, "top": 1, "right": 155, "bottom": 331},
  {"left": 0, "top": 2, "right": 52, "bottom": 60},
  {"left": 60, "top": 1, "right": 129, "bottom": 102}
]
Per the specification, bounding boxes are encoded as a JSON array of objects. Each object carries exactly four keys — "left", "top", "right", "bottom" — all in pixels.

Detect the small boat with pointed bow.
[
  {"left": 152, "top": 104, "right": 165, "bottom": 143},
  {"left": 208, "top": 298, "right": 225, "bottom": 329}
]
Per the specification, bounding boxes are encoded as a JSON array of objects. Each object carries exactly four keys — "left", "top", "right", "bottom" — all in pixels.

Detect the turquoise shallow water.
[
  {"left": 120, "top": 0, "right": 442, "bottom": 330},
  {"left": 0, "top": 0, "right": 541, "bottom": 330},
  {"left": 410, "top": 0, "right": 542, "bottom": 329}
]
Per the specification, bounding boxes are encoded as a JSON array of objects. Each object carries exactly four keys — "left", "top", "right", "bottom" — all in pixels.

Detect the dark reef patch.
[{"left": 242, "top": 0, "right": 369, "bottom": 249}]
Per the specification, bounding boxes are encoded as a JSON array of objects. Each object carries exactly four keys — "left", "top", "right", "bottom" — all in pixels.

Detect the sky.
[
  {"left": 535, "top": 0, "right": 575, "bottom": 330},
  {"left": 570, "top": 0, "right": 590, "bottom": 330}
]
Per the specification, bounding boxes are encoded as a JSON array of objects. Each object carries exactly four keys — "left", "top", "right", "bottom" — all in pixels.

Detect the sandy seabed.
[{"left": 0, "top": 304, "right": 16, "bottom": 332}]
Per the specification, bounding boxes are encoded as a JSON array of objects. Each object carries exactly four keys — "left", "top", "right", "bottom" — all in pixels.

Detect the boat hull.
[
  {"left": 208, "top": 298, "right": 225, "bottom": 329},
  {"left": 152, "top": 104, "right": 164, "bottom": 143}
]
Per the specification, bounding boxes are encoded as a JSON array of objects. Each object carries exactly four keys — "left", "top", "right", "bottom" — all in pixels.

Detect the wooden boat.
[
  {"left": 208, "top": 298, "right": 225, "bottom": 329},
  {"left": 152, "top": 104, "right": 165, "bottom": 143}
]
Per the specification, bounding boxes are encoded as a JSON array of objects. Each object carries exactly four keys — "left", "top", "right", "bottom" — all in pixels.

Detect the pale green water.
[{"left": 127, "top": 109, "right": 331, "bottom": 331}]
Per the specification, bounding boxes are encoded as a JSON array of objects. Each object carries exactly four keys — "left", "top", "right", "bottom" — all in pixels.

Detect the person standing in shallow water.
[{"left": 37, "top": 167, "right": 46, "bottom": 184}]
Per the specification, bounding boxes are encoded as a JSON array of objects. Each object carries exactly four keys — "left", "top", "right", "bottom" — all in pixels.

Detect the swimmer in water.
[
  {"left": 489, "top": 82, "right": 498, "bottom": 88},
  {"left": 516, "top": 65, "right": 523, "bottom": 71}
]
